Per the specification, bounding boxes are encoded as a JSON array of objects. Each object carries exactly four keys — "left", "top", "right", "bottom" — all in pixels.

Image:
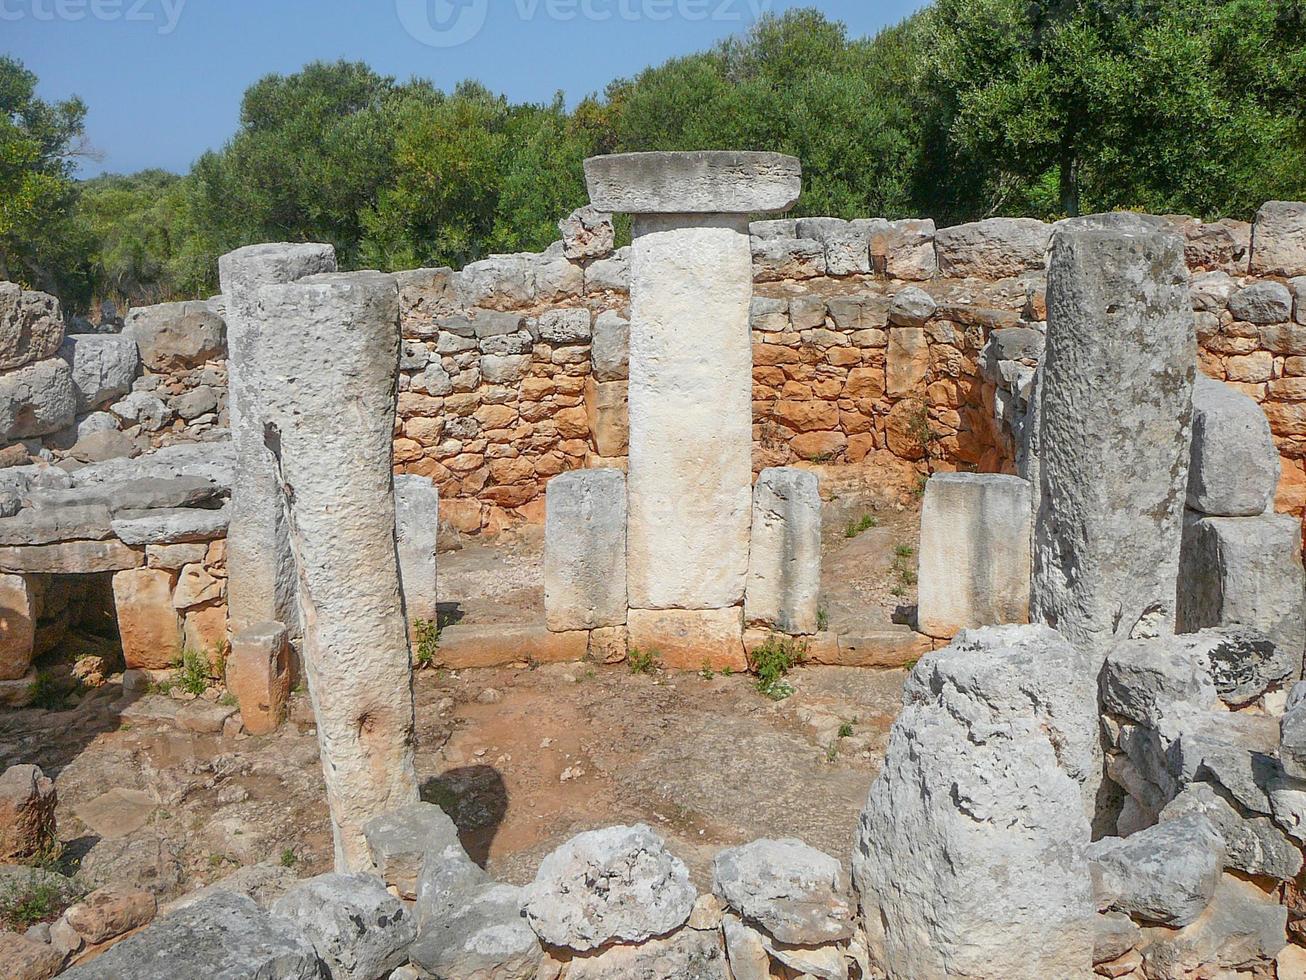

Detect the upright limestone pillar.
[
  {"left": 584, "top": 152, "right": 801, "bottom": 663},
  {"left": 218, "top": 243, "right": 337, "bottom": 636},
  {"left": 255, "top": 271, "right": 418, "bottom": 871},
  {"left": 1032, "top": 224, "right": 1195, "bottom": 659}
]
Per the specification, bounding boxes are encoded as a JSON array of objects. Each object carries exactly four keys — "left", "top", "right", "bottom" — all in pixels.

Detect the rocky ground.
[{"left": 0, "top": 485, "right": 919, "bottom": 923}]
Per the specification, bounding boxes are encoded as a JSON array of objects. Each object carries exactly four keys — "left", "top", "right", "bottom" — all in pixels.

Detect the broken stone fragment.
[
  {"left": 1187, "top": 375, "right": 1280, "bottom": 517},
  {"left": 711, "top": 837, "right": 854, "bottom": 945},
  {"left": 520, "top": 823, "right": 696, "bottom": 951},
  {"left": 0, "top": 281, "right": 64, "bottom": 371},
  {"left": 362, "top": 802, "right": 462, "bottom": 901},
  {"left": 409, "top": 881, "right": 540, "bottom": 980},
  {"left": 1162, "top": 782, "right": 1303, "bottom": 881},
  {"left": 562, "top": 927, "right": 728, "bottom": 980},
  {"left": 745, "top": 467, "right": 821, "bottom": 636},
  {"left": 0, "top": 764, "right": 56, "bottom": 862},
  {"left": 124, "top": 300, "right": 226, "bottom": 372},
  {"left": 64, "top": 885, "right": 157, "bottom": 945},
  {"left": 270, "top": 872, "right": 415, "bottom": 980},
  {"left": 1086, "top": 813, "right": 1224, "bottom": 926}
]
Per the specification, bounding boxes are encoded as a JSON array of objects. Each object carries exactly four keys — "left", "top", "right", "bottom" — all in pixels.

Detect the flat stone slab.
[
  {"left": 112, "top": 506, "right": 230, "bottom": 545},
  {"left": 75, "top": 787, "right": 157, "bottom": 840},
  {"left": 435, "top": 624, "right": 588, "bottom": 669},
  {"left": 585, "top": 152, "right": 801, "bottom": 214},
  {"left": 0, "top": 538, "right": 143, "bottom": 573}
]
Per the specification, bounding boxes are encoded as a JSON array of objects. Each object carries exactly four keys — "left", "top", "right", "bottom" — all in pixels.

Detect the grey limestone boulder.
[
  {"left": 1229, "top": 281, "right": 1293, "bottom": 324},
  {"left": 270, "top": 872, "right": 415, "bottom": 980},
  {"left": 1162, "top": 782, "right": 1303, "bottom": 881},
  {"left": 0, "top": 357, "right": 76, "bottom": 440},
  {"left": 1085, "top": 814, "right": 1224, "bottom": 926},
  {"left": 58, "top": 890, "right": 326, "bottom": 979},
  {"left": 520, "top": 824, "right": 696, "bottom": 952},
  {"left": 409, "top": 882, "right": 540, "bottom": 980},
  {"left": 110, "top": 390, "right": 170, "bottom": 430},
  {"left": 1101, "top": 635, "right": 1219, "bottom": 729},
  {"left": 1188, "top": 375, "right": 1279, "bottom": 517},
  {"left": 538, "top": 308, "right": 591, "bottom": 344},
  {"left": 558, "top": 205, "right": 614, "bottom": 261},
  {"left": 591, "top": 310, "right": 629, "bottom": 382},
  {"left": 935, "top": 217, "right": 1052, "bottom": 278},
  {"left": 125, "top": 300, "right": 226, "bottom": 371},
  {"left": 58, "top": 334, "right": 140, "bottom": 412},
  {"left": 0, "top": 281, "right": 63, "bottom": 371},
  {"left": 711, "top": 838, "right": 853, "bottom": 945},
  {"left": 1139, "top": 875, "right": 1287, "bottom": 977},
  {"left": 1280, "top": 684, "right": 1306, "bottom": 780},
  {"left": 887, "top": 286, "right": 936, "bottom": 327},
  {"left": 363, "top": 802, "right": 460, "bottom": 901},
  {"left": 1251, "top": 201, "right": 1306, "bottom": 277}
]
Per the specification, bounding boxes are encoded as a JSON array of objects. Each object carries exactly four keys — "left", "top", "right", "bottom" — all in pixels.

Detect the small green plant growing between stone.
[
  {"left": 628, "top": 647, "right": 661, "bottom": 675},
  {"left": 26, "top": 671, "right": 64, "bottom": 711},
  {"left": 413, "top": 619, "right": 441, "bottom": 669},
  {"left": 279, "top": 848, "right": 298, "bottom": 868},
  {"left": 175, "top": 648, "right": 212, "bottom": 696},
  {"left": 699, "top": 662, "right": 715, "bottom": 680},
  {"left": 890, "top": 543, "right": 918, "bottom": 597},
  {"left": 749, "top": 634, "right": 808, "bottom": 701},
  {"left": 838, "top": 721, "right": 855, "bottom": 738},
  {"left": 844, "top": 514, "right": 879, "bottom": 539},
  {"left": 817, "top": 607, "right": 829, "bottom": 632},
  {"left": 0, "top": 872, "right": 78, "bottom": 931}
]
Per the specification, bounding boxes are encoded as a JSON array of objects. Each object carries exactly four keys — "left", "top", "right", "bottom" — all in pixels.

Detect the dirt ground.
[{"left": 0, "top": 482, "right": 922, "bottom": 902}]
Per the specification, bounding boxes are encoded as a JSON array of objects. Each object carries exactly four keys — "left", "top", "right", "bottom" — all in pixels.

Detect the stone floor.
[{"left": 0, "top": 483, "right": 920, "bottom": 904}]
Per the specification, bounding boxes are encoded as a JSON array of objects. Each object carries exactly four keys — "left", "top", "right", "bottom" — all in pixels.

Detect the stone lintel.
[{"left": 584, "top": 152, "right": 801, "bottom": 215}]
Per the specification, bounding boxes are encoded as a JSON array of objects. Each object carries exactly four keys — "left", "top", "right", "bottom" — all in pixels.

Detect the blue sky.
[{"left": 3, "top": 0, "right": 924, "bottom": 178}]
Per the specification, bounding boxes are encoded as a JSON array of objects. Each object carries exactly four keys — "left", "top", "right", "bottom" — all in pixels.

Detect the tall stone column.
[
  {"left": 255, "top": 271, "right": 418, "bottom": 871},
  {"left": 584, "top": 152, "right": 801, "bottom": 658},
  {"left": 218, "top": 244, "right": 337, "bottom": 637},
  {"left": 1032, "top": 223, "right": 1195, "bottom": 659}
]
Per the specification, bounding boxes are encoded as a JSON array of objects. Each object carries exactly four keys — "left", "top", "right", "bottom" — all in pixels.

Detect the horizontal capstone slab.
[{"left": 585, "top": 152, "right": 801, "bottom": 215}]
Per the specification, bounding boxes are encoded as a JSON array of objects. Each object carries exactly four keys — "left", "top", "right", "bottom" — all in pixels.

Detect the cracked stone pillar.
[
  {"left": 585, "top": 152, "right": 800, "bottom": 660},
  {"left": 1032, "top": 223, "right": 1195, "bottom": 660},
  {"left": 254, "top": 271, "right": 418, "bottom": 871},
  {"left": 218, "top": 243, "right": 337, "bottom": 638}
]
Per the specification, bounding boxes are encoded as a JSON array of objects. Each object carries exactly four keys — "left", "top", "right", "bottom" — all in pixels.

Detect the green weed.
[
  {"left": 748, "top": 634, "right": 808, "bottom": 701},
  {"left": 843, "top": 514, "right": 879, "bottom": 539},
  {"left": 628, "top": 648, "right": 661, "bottom": 675},
  {"left": 413, "top": 619, "right": 441, "bottom": 669}
]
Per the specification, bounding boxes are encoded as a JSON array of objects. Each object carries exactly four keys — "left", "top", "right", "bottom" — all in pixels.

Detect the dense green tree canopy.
[{"left": 9, "top": 3, "right": 1306, "bottom": 312}]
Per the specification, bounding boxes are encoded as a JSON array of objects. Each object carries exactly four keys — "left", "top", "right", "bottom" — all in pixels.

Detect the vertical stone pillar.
[
  {"left": 745, "top": 467, "right": 821, "bottom": 636},
  {"left": 584, "top": 152, "right": 801, "bottom": 656},
  {"left": 917, "top": 473, "right": 1032, "bottom": 639},
  {"left": 226, "top": 621, "right": 291, "bottom": 736},
  {"left": 255, "top": 271, "right": 417, "bottom": 871},
  {"left": 218, "top": 244, "right": 337, "bottom": 637},
  {"left": 1032, "top": 224, "right": 1195, "bottom": 659},
  {"left": 0, "top": 574, "right": 35, "bottom": 681},
  {"left": 395, "top": 475, "right": 440, "bottom": 627},
  {"left": 544, "top": 469, "right": 627, "bottom": 633}
]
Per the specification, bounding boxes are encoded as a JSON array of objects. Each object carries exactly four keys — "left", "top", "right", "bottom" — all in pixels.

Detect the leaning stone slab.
[
  {"left": 0, "top": 539, "right": 142, "bottom": 574},
  {"left": 852, "top": 624, "right": 1097, "bottom": 980},
  {"left": 544, "top": 469, "right": 627, "bottom": 632},
  {"left": 111, "top": 505, "right": 229, "bottom": 545},
  {"left": 1177, "top": 512, "right": 1306, "bottom": 662},
  {"left": 363, "top": 802, "right": 461, "bottom": 901},
  {"left": 1085, "top": 813, "right": 1224, "bottom": 926},
  {"left": 711, "top": 838, "right": 853, "bottom": 945},
  {"left": 1033, "top": 223, "right": 1194, "bottom": 657},
  {"left": 394, "top": 475, "right": 439, "bottom": 626},
  {"left": 585, "top": 151, "right": 801, "bottom": 214},
  {"left": 0, "top": 357, "right": 76, "bottom": 440},
  {"left": 745, "top": 468, "right": 821, "bottom": 636},
  {"left": 58, "top": 890, "right": 326, "bottom": 979},
  {"left": 916, "top": 473, "right": 1031, "bottom": 639},
  {"left": 0, "top": 282, "right": 63, "bottom": 371},
  {"left": 409, "top": 881, "right": 539, "bottom": 980},
  {"left": 270, "top": 872, "right": 415, "bottom": 980},
  {"left": 1188, "top": 376, "right": 1279, "bottom": 516},
  {"left": 1250, "top": 201, "right": 1306, "bottom": 277},
  {"left": 521, "top": 824, "right": 696, "bottom": 952}
]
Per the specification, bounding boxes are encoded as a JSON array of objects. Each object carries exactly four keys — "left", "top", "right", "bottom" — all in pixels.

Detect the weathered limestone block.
[
  {"left": 544, "top": 469, "right": 627, "bottom": 632},
  {"left": 1137, "top": 875, "right": 1286, "bottom": 978},
  {"left": 1164, "top": 782, "right": 1303, "bottom": 881},
  {"left": 1188, "top": 376, "right": 1279, "bottom": 516},
  {"left": 751, "top": 237, "right": 827, "bottom": 281},
  {"left": 363, "top": 801, "right": 460, "bottom": 901},
  {"left": 852, "top": 625, "right": 1097, "bottom": 980},
  {"left": 591, "top": 310, "right": 629, "bottom": 381},
  {"left": 0, "top": 357, "right": 76, "bottom": 440},
  {"left": 885, "top": 327, "right": 928, "bottom": 397},
  {"left": 585, "top": 151, "right": 801, "bottom": 213},
  {"left": 585, "top": 376, "right": 628, "bottom": 457},
  {"left": 394, "top": 475, "right": 438, "bottom": 626},
  {"left": 711, "top": 838, "right": 854, "bottom": 945},
  {"left": 58, "top": 334, "right": 140, "bottom": 412},
  {"left": 0, "top": 503, "right": 114, "bottom": 545},
  {"left": 1177, "top": 512, "right": 1306, "bottom": 664},
  {"left": 28, "top": 475, "right": 220, "bottom": 513},
  {"left": 0, "top": 574, "right": 35, "bottom": 681},
  {"left": 562, "top": 928, "right": 727, "bottom": 979},
  {"left": 0, "top": 764, "right": 56, "bottom": 861},
  {"left": 112, "top": 567, "right": 183, "bottom": 670},
  {"left": 111, "top": 506, "right": 229, "bottom": 545},
  {"left": 253, "top": 270, "right": 417, "bottom": 871},
  {"left": 1086, "top": 814, "right": 1224, "bottom": 926},
  {"left": 225, "top": 621, "right": 291, "bottom": 736},
  {"left": 410, "top": 881, "right": 540, "bottom": 980},
  {"left": 1251, "top": 201, "right": 1306, "bottom": 277},
  {"left": 585, "top": 246, "right": 630, "bottom": 292},
  {"left": 521, "top": 824, "right": 696, "bottom": 951},
  {"left": 434, "top": 624, "right": 589, "bottom": 669},
  {"left": 559, "top": 204, "right": 615, "bottom": 260},
  {"left": 796, "top": 216, "right": 870, "bottom": 275},
  {"left": 745, "top": 467, "right": 820, "bottom": 635},
  {"left": 1229, "top": 281, "right": 1293, "bottom": 324},
  {"left": 270, "top": 872, "right": 415, "bottom": 980},
  {"left": 1032, "top": 224, "right": 1194, "bottom": 658},
  {"left": 625, "top": 212, "right": 754, "bottom": 609},
  {"left": 219, "top": 242, "right": 337, "bottom": 636},
  {"left": 0, "top": 281, "right": 63, "bottom": 371},
  {"left": 863, "top": 217, "right": 937, "bottom": 280},
  {"left": 58, "top": 891, "right": 326, "bottom": 980},
  {"left": 917, "top": 473, "right": 1032, "bottom": 639},
  {"left": 0, "top": 539, "right": 142, "bottom": 574},
  {"left": 627, "top": 607, "right": 747, "bottom": 672},
  {"left": 124, "top": 300, "right": 226, "bottom": 371},
  {"left": 935, "top": 217, "right": 1052, "bottom": 278},
  {"left": 64, "top": 885, "right": 157, "bottom": 944}
]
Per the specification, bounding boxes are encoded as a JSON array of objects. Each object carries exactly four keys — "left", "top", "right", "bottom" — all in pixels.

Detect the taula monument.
[{"left": 2, "top": 152, "right": 1306, "bottom": 980}]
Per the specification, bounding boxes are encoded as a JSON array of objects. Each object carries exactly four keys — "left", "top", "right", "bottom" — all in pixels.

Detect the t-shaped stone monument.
[{"left": 583, "top": 152, "right": 801, "bottom": 668}]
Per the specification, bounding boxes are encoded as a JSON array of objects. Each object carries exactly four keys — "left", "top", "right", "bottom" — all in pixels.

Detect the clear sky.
[{"left": 3, "top": 0, "right": 924, "bottom": 178}]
